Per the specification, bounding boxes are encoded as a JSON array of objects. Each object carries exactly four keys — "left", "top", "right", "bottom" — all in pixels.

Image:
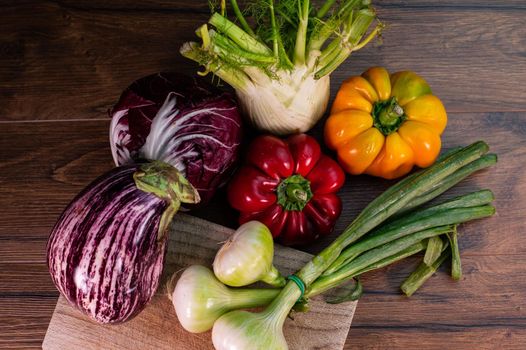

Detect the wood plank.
[
  {"left": 356, "top": 256, "right": 526, "bottom": 320},
  {"left": 0, "top": 263, "right": 57, "bottom": 294},
  {"left": 33, "top": 0, "right": 526, "bottom": 11},
  {"left": 1, "top": 113, "right": 524, "bottom": 253},
  {"left": 0, "top": 120, "right": 113, "bottom": 236},
  {"left": 345, "top": 328, "right": 525, "bottom": 350},
  {"left": 1, "top": 2, "right": 525, "bottom": 121},
  {"left": 348, "top": 254, "right": 526, "bottom": 349},
  {"left": 3, "top": 240, "right": 524, "bottom": 309},
  {"left": 1, "top": 110, "right": 524, "bottom": 349},
  {"left": 80, "top": 0, "right": 484, "bottom": 12},
  {"left": 347, "top": 7, "right": 526, "bottom": 114},
  {"left": 0, "top": 238, "right": 47, "bottom": 264},
  {"left": 376, "top": 0, "right": 526, "bottom": 8},
  {"left": 2, "top": 254, "right": 525, "bottom": 349},
  {"left": 42, "top": 214, "right": 357, "bottom": 350},
  {"left": 0, "top": 1, "right": 206, "bottom": 121},
  {"left": 0, "top": 298, "right": 57, "bottom": 350},
  {"left": 3, "top": 252, "right": 525, "bottom": 327}
]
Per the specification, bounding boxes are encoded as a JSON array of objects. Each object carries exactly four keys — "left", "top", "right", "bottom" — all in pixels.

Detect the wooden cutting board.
[{"left": 42, "top": 214, "right": 357, "bottom": 350}]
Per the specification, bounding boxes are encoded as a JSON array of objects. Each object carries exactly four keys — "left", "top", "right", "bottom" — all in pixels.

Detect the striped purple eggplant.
[{"left": 47, "top": 162, "right": 199, "bottom": 324}]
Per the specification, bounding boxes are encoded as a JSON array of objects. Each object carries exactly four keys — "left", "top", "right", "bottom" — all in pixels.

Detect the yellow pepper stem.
[{"left": 372, "top": 97, "right": 406, "bottom": 135}]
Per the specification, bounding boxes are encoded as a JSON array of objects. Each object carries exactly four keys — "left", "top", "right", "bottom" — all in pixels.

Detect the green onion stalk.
[
  {"left": 170, "top": 265, "right": 280, "bottom": 333},
  {"left": 296, "top": 142, "right": 494, "bottom": 286},
  {"left": 323, "top": 190, "right": 495, "bottom": 276},
  {"left": 171, "top": 189, "right": 494, "bottom": 335},
  {"left": 401, "top": 248, "right": 451, "bottom": 297},
  {"left": 210, "top": 141, "right": 496, "bottom": 350},
  {"left": 180, "top": 0, "right": 383, "bottom": 135}
]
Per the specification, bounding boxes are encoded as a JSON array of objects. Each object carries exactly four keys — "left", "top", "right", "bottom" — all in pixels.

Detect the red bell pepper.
[{"left": 227, "top": 134, "right": 345, "bottom": 246}]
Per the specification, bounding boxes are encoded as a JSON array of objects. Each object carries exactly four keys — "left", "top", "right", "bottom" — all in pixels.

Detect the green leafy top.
[{"left": 181, "top": 0, "right": 383, "bottom": 90}]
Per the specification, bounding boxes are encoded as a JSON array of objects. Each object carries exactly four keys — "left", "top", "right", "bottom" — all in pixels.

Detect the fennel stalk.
[{"left": 180, "top": 0, "right": 383, "bottom": 134}]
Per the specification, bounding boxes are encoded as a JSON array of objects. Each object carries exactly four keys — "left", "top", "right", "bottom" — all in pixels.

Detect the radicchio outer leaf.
[{"left": 109, "top": 73, "right": 242, "bottom": 204}]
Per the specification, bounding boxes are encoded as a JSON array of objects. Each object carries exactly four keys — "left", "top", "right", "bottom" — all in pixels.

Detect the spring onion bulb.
[
  {"left": 208, "top": 142, "right": 495, "bottom": 350},
  {"left": 181, "top": 0, "right": 383, "bottom": 135},
  {"left": 172, "top": 142, "right": 496, "bottom": 349},
  {"left": 212, "top": 283, "right": 300, "bottom": 350},
  {"left": 213, "top": 221, "right": 286, "bottom": 287},
  {"left": 170, "top": 265, "right": 279, "bottom": 333}
]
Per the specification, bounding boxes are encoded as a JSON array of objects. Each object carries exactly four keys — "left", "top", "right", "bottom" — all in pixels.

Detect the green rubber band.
[{"left": 287, "top": 275, "right": 305, "bottom": 300}]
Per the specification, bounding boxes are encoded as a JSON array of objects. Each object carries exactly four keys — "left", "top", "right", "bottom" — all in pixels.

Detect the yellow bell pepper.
[{"left": 324, "top": 67, "right": 447, "bottom": 179}]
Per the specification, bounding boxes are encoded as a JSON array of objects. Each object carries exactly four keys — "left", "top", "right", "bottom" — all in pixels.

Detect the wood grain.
[
  {"left": 1, "top": 114, "right": 523, "bottom": 253},
  {"left": 1, "top": 0, "right": 526, "bottom": 349},
  {"left": 1, "top": 1, "right": 525, "bottom": 121},
  {"left": 1, "top": 114, "right": 524, "bottom": 349},
  {"left": 42, "top": 214, "right": 357, "bottom": 350},
  {"left": 0, "top": 298, "right": 56, "bottom": 350}
]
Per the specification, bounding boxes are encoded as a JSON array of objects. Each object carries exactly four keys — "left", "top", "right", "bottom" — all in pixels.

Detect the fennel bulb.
[
  {"left": 236, "top": 68, "right": 330, "bottom": 135},
  {"left": 181, "top": 0, "right": 382, "bottom": 135}
]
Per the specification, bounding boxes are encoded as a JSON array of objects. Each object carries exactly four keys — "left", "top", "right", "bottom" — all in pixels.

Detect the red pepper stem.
[
  {"left": 287, "top": 184, "right": 308, "bottom": 202},
  {"left": 277, "top": 174, "right": 313, "bottom": 211}
]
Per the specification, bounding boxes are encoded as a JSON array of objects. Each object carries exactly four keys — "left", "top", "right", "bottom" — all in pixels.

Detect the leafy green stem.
[
  {"left": 401, "top": 249, "right": 451, "bottom": 296},
  {"left": 316, "top": 0, "right": 337, "bottom": 18},
  {"left": 316, "top": 37, "right": 342, "bottom": 72},
  {"left": 315, "top": 19, "right": 380, "bottom": 78},
  {"left": 294, "top": 0, "right": 310, "bottom": 65},
  {"left": 324, "top": 204, "right": 495, "bottom": 276},
  {"left": 180, "top": 42, "right": 251, "bottom": 91},
  {"left": 230, "top": 0, "right": 256, "bottom": 37},
  {"left": 315, "top": 9, "right": 378, "bottom": 78},
  {"left": 210, "top": 30, "right": 277, "bottom": 64},
  {"left": 353, "top": 240, "right": 428, "bottom": 277},
  {"left": 423, "top": 236, "right": 445, "bottom": 266},
  {"left": 307, "top": 226, "right": 454, "bottom": 297},
  {"left": 400, "top": 154, "right": 497, "bottom": 214},
  {"left": 268, "top": 0, "right": 279, "bottom": 57},
  {"left": 209, "top": 13, "right": 272, "bottom": 56},
  {"left": 447, "top": 225, "right": 462, "bottom": 280},
  {"left": 295, "top": 141, "right": 489, "bottom": 287}
]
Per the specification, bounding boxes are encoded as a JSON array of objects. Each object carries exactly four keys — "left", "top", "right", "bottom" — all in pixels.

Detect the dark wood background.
[{"left": 1, "top": 0, "right": 525, "bottom": 349}]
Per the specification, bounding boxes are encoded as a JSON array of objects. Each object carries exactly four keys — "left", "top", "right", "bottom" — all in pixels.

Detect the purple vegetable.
[
  {"left": 109, "top": 72, "right": 242, "bottom": 205},
  {"left": 47, "top": 162, "right": 199, "bottom": 324}
]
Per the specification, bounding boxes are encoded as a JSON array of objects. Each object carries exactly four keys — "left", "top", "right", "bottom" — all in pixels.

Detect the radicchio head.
[{"left": 109, "top": 73, "right": 242, "bottom": 204}]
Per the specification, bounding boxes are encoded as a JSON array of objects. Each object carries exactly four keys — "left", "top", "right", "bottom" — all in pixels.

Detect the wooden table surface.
[{"left": 1, "top": 1, "right": 525, "bottom": 349}]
